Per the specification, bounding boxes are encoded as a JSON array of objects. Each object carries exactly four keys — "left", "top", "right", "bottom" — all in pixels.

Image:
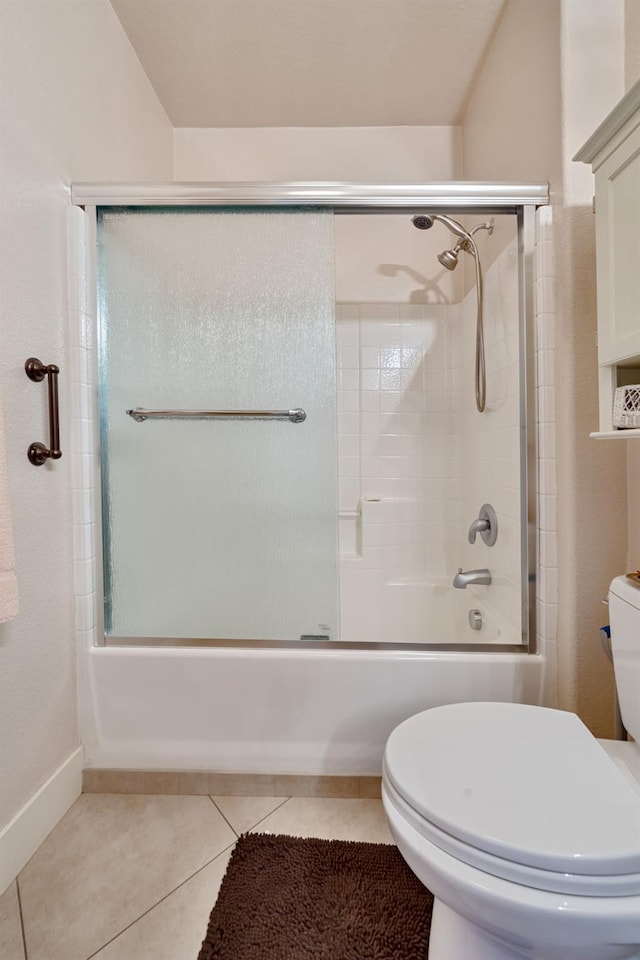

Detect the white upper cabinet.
[
  {"left": 592, "top": 121, "right": 640, "bottom": 365},
  {"left": 576, "top": 81, "right": 640, "bottom": 437}
]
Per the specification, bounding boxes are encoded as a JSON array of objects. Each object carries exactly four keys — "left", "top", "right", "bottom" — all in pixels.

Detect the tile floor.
[{"left": 0, "top": 793, "right": 394, "bottom": 960}]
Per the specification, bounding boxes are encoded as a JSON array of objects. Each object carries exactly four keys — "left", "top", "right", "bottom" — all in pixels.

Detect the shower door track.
[
  {"left": 72, "top": 180, "right": 547, "bottom": 211},
  {"left": 70, "top": 180, "right": 547, "bottom": 655}
]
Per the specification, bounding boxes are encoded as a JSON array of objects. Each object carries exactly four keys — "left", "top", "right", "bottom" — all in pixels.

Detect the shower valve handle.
[
  {"left": 468, "top": 518, "right": 490, "bottom": 543},
  {"left": 468, "top": 504, "right": 498, "bottom": 546}
]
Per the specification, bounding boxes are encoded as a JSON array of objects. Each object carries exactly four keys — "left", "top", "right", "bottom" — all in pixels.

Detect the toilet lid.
[{"left": 384, "top": 703, "right": 640, "bottom": 880}]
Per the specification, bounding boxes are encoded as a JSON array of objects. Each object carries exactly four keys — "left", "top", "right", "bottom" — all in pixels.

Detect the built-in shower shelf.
[{"left": 590, "top": 429, "right": 640, "bottom": 439}]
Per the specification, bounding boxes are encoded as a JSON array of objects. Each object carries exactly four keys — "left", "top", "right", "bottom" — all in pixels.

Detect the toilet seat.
[
  {"left": 383, "top": 772, "right": 640, "bottom": 895},
  {"left": 383, "top": 702, "right": 640, "bottom": 896}
]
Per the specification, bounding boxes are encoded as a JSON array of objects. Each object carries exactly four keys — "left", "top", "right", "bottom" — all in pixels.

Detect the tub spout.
[{"left": 453, "top": 568, "right": 492, "bottom": 589}]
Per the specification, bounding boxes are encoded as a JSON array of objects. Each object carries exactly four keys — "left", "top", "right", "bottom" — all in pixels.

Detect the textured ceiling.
[{"left": 110, "top": 0, "right": 506, "bottom": 127}]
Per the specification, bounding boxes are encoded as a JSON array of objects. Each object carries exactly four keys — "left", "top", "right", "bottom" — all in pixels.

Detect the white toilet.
[{"left": 382, "top": 575, "right": 640, "bottom": 960}]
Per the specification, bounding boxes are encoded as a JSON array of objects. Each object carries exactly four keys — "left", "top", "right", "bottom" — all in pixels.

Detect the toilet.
[{"left": 382, "top": 575, "right": 640, "bottom": 960}]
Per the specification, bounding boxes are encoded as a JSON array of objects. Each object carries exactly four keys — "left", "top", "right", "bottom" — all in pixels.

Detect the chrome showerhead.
[
  {"left": 412, "top": 212, "right": 471, "bottom": 241},
  {"left": 411, "top": 214, "right": 435, "bottom": 231},
  {"left": 438, "top": 246, "right": 461, "bottom": 271}
]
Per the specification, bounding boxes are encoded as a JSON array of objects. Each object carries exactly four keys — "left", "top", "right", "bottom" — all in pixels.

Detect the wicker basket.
[{"left": 613, "top": 384, "right": 640, "bottom": 429}]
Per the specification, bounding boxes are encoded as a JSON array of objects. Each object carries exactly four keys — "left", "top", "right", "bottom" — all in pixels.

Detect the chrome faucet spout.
[{"left": 453, "top": 568, "right": 492, "bottom": 589}]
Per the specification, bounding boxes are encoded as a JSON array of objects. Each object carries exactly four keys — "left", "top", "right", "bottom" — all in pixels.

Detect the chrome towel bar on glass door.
[{"left": 126, "top": 407, "right": 307, "bottom": 423}]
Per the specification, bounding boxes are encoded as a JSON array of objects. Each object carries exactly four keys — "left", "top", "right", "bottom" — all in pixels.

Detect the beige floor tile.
[
  {"left": 0, "top": 882, "right": 25, "bottom": 960},
  {"left": 211, "top": 795, "right": 289, "bottom": 834},
  {"left": 92, "top": 847, "right": 233, "bottom": 960},
  {"left": 252, "top": 797, "right": 395, "bottom": 844},
  {"left": 19, "top": 794, "right": 235, "bottom": 960}
]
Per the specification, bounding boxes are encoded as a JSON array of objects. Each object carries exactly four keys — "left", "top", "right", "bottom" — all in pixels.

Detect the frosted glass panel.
[{"left": 98, "top": 209, "right": 338, "bottom": 640}]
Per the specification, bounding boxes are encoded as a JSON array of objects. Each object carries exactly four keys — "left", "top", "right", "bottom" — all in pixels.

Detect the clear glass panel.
[
  {"left": 335, "top": 214, "right": 525, "bottom": 646},
  {"left": 98, "top": 208, "right": 338, "bottom": 640}
]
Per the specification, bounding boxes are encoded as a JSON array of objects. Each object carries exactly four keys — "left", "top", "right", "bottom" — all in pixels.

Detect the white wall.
[
  {"left": 174, "top": 125, "right": 462, "bottom": 182},
  {"left": 0, "top": 0, "right": 173, "bottom": 835},
  {"left": 174, "top": 125, "right": 463, "bottom": 303}
]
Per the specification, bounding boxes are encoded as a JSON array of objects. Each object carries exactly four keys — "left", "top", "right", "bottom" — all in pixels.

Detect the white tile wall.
[
  {"left": 336, "top": 302, "right": 465, "bottom": 641},
  {"left": 336, "top": 304, "right": 456, "bottom": 577}
]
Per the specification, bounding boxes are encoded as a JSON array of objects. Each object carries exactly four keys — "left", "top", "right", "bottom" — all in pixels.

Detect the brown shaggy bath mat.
[{"left": 197, "top": 833, "right": 433, "bottom": 960}]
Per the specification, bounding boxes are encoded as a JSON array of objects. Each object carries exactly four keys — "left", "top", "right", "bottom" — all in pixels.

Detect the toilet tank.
[{"left": 609, "top": 575, "right": 640, "bottom": 742}]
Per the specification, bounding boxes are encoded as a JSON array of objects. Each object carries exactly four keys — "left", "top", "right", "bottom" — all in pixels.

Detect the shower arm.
[{"left": 469, "top": 221, "right": 493, "bottom": 239}]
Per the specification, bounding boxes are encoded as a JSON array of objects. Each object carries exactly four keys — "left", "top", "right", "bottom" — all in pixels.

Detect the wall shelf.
[{"left": 589, "top": 429, "right": 640, "bottom": 440}]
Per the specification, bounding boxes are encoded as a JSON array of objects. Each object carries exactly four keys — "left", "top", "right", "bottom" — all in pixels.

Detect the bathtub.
[{"left": 79, "top": 642, "right": 546, "bottom": 774}]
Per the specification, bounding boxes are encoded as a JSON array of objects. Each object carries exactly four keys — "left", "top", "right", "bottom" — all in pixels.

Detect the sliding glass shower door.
[{"left": 98, "top": 208, "right": 339, "bottom": 641}]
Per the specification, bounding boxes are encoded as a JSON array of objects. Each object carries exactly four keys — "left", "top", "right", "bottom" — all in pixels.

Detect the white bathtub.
[{"left": 79, "top": 643, "right": 546, "bottom": 774}]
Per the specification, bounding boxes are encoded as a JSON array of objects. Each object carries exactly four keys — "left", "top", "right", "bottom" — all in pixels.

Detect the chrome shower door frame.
[{"left": 71, "top": 182, "right": 547, "bottom": 653}]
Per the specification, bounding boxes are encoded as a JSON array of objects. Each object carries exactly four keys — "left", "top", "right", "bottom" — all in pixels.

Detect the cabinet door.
[{"left": 595, "top": 123, "right": 640, "bottom": 365}]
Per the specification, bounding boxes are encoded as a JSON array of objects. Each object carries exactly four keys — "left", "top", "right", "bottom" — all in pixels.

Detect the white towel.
[{"left": 0, "top": 391, "right": 18, "bottom": 622}]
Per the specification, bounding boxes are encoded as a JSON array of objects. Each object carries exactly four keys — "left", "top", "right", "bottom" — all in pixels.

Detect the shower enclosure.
[{"left": 70, "top": 182, "right": 548, "bottom": 774}]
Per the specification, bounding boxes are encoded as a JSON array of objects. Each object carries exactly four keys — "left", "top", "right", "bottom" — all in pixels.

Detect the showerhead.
[
  {"left": 411, "top": 212, "right": 470, "bottom": 242},
  {"left": 413, "top": 212, "right": 487, "bottom": 272},
  {"left": 438, "top": 246, "right": 461, "bottom": 271},
  {"left": 411, "top": 214, "right": 435, "bottom": 231}
]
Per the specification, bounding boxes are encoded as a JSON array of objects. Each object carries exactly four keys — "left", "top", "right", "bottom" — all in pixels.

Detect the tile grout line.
[
  {"left": 246, "top": 796, "right": 291, "bottom": 832},
  {"left": 208, "top": 794, "right": 292, "bottom": 836},
  {"left": 208, "top": 796, "right": 239, "bottom": 837},
  {"left": 84, "top": 839, "right": 238, "bottom": 960},
  {"left": 15, "top": 877, "right": 28, "bottom": 960}
]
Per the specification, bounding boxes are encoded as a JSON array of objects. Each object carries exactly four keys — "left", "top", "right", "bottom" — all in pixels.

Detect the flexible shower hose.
[{"left": 468, "top": 235, "right": 486, "bottom": 413}]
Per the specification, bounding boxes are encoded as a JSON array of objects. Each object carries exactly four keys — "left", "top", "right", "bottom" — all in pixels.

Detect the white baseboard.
[{"left": 0, "top": 747, "right": 83, "bottom": 896}]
